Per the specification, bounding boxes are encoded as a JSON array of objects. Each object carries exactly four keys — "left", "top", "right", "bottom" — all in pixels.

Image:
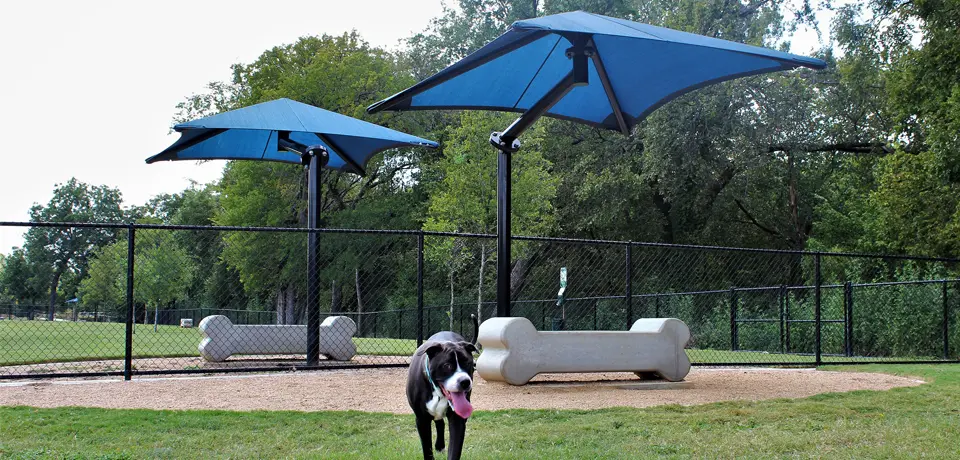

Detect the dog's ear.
[
  {"left": 459, "top": 342, "right": 478, "bottom": 355},
  {"left": 417, "top": 342, "right": 444, "bottom": 359}
]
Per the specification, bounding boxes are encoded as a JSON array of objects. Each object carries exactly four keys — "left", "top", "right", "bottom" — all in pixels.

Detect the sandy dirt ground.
[
  {"left": 0, "top": 355, "right": 408, "bottom": 376},
  {"left": 0, "top": 368, "right": 923, "bottom": 413}
]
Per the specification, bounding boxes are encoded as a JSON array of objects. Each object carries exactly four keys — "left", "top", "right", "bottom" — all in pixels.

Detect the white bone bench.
[
  {"left": 476, "top": 317, "right": 691, "bottom": 385},
  {"left": 198, "top": 315, "right": 357, "bottom": 362}
]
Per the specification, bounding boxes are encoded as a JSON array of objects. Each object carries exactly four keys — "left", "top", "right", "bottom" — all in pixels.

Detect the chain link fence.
[{"left": 1, "top": 222, "right": 958, "bottom": 379}]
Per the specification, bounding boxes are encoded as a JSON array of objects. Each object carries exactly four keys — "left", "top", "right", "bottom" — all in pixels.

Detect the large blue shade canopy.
[
  {"left": 368, "top": 11, "right": 826, "bottom": 318},
  {"left": 368, "top": 11, "right": 827, "bottom": 133},
  {"left": 146, "top": 98, "right": 436, "bottom": 366},
  {"left": 148, "top": 98, "right": 438, "bottom": 174}
]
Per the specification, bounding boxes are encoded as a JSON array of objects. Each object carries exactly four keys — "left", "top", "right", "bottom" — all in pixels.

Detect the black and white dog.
[{"left": 407, "top": 315, "right": 479, "bottom": 460}]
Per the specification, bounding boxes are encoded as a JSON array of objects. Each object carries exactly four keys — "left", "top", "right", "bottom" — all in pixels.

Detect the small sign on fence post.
[
  {"left": 556, "top": 267, "right": 567, "bottom": 306},
  {"left": 554, "top": 267, "right": 567, "bottom": 331}
]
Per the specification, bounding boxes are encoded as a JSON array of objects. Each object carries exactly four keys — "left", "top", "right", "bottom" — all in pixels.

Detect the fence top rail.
[
  {"left": 632, "top": 278, "right": 960, "bottom": 299},
  {"left": 4, "top": 221, "right": 960, "bottom": 263}
]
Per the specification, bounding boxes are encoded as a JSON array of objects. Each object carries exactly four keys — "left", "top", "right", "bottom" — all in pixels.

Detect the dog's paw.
[{"left": 435, "top": 439, "right": 445, "bottom": 452}]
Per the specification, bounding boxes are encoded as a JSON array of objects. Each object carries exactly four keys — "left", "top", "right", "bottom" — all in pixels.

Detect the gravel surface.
[{"left": 0, "top": 368, "right": 922, "bottom": 413}]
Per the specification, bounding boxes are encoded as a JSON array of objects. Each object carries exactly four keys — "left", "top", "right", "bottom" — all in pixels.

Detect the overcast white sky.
[
  {"left": 0, "top": 0, "right": 828, "bottom": 254},
  {"left": 0, "top": 0, "right": 447, "bottom": 252}
]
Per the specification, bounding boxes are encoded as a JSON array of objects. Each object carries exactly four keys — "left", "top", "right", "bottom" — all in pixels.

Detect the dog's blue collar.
[{"left": 423, "top": 356, "right": 441, "bottom": 393}]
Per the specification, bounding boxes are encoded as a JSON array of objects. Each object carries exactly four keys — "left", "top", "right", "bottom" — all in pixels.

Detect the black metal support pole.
[
  {"left": 495, "top": 147, "right": 513, "bottom": 317},
  {"left": 779, "top": 285, "right": 786, "bottom": 353},
  {"left": 417, "top": 231, "right": 424, "bottom": 346},
  {"left": 943, "top": 280, "right": 950, "bottom": 360},
  {"left": 815, "top": 253, "right": 822, "bottom": 366},
  {"left": 625, "top": 244, "right": 633, "bottom": 328},
  {"left": 844, "top": 281, "right": 853, "bottom": 357},
  {"left": 124, "top": 224, "right": 135, "bottom": 381},
  {"left": 655, "top": 296, "right": 661, "bottom": 318},
  {"left": 305, "top": 147, "right": 328, "bottom": 366},
  {"left": 730, "top": 287, "right": 738, "bottom": 351}
]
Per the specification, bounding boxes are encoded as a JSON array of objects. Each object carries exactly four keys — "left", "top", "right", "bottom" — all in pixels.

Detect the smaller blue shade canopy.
[
  {"left": 148, "top": 98, "right": 438, "bottom": 174},
  {"left": 368, "top": 11, "right": 827, "bottom": 132}
]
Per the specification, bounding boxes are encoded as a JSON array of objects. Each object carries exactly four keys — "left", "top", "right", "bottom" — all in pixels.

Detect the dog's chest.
[{"left": 425, "top": 387, "right": 448, "bottom": 420}]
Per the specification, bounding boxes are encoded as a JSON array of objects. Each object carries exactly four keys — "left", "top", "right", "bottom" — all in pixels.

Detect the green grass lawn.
[
  {"left": 0, "top": 321, "right": 415, "bottom": 366},
  {"left": 1, "top": 364, "right": 959, "bottom": 458},
  {"left": 0, "top": 320, "right": 921, "bottom": 367}
]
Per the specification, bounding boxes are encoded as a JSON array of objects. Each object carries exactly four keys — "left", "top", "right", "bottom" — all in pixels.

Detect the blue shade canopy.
[
  {"left": 367, "top": 11, "right": 827, "bottom": 133},
  {"left": 148, "top": 98, "right": 438, "bottom": 174}
]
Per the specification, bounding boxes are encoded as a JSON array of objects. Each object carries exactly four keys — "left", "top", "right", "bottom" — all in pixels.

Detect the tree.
[
  {"left": 0, "top": 248, "right": 43, "bottom": 307},
  {"left": 424, "top": 112, "right": 557, "bottom": 321},
  {"left": 77, "top": 242, "right": 126, "bottom": 319},
  {"left": 23, "top": 178, "right": 124, "bottom": 320},
  {"left": 808, "top": 0, "right": 960, "bottom": 258},
  {"left": 134, "top": 226, "right": 194, "bottom": 324},
  {"left": 0, "top": 253, "right": 9, "bottom": 306}
]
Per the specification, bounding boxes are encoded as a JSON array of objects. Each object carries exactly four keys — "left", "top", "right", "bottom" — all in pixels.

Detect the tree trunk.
[
  {"left": 509, "top": 246, "right": 543, "bottom": 301},
  {"left": 650, "top": 188, "right": 675, "bottom": 244},
  {"left": 355, "top": 268, "right": 364, "bottom": 335},
  {"left": 285, "top": 286, "right": 296, "bottom": 325},
  {"left": 47, "top": 269, "right": 63, "bottom": 321},
  {"left": 477, "top": 242, "right": 487, "bottom": 322},
  {"left": 331, "top": 279, "right": 342, "bottom": 313},
  {"left": 274, "top": 285, "right": 297, "bottom": 325},
  {"left": 449, "top": 268, "right": 455, "bottom": 331},
  {"left": 276, "top": 288, "right": 285, "bottom": 324}
]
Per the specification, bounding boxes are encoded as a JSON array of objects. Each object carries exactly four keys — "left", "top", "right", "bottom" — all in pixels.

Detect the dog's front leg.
[
  {"left": 446, "top": 413, "right": 467, "bottom": 460},
  {"left": 416, "top": 416, "right": 435, "bottom": 460},
  {"left": 434, "top": 419, "right": 445, "bottom": 453}
]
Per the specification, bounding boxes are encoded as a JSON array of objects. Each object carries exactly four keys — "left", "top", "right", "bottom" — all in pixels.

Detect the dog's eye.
[{"left": 444, "top": 363, "right": 454, "bottom": 371}]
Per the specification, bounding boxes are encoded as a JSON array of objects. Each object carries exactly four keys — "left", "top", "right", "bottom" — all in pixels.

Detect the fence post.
[
  {"left": 655, "top": 296, "right": 661, "bottom": 318},
  {"left": 815, "top": 253, "right": 822, "bottom": 366},
  {"left": 124, "top": 224, "right": 136, "bottom": 381},
  {"left": 730, "top": 287, "right": 738, "bottom": 352},
  {"left": 844, "top": 281, "right": 853, "bottom": 357},
  {"left": 417, "top": 231, "right": 424, "bottom": 347},
  {"left": 625, "top": 243, "right": 633, "bottom": 328},
  {"left": 779, "top": 285, "right": 786, "bottom": 353},
  {"left": 785, "top": 287, "right": 791, "bottom": 353},
  {"left": 943, "top": 280, "right": 950, "bottom": 360}
]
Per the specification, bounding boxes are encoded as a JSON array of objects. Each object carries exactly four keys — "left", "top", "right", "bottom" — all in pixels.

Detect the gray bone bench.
[
  {"left": 476, "top": 317, "right": 691, "bottom": 385},
  {"left": 198, "top": 315, "right": 357, "bottom": 362}
]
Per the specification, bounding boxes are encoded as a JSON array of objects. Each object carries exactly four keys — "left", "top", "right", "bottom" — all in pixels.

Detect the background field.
[
  {"left": 0, "top": 321, "right": 415, "bottom": 366},
  {"left": 2, "top": 320, "right": 912, "bottom": 369}
]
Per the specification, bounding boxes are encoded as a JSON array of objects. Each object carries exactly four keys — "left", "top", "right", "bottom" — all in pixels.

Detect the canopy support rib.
[
  {"left": 590, "top": 44, "right": 630, "bottom": 135},
  {"left": 501, "top": 72, "right": 577, "bottom": 142}
]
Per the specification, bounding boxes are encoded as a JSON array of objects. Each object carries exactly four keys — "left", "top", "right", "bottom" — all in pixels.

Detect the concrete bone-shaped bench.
[
  {"left": 476, "top": 317, "right": 691, "bottom": 385},
  {"left": 198, "top": 315, "right": 357, "bottom": 362}
]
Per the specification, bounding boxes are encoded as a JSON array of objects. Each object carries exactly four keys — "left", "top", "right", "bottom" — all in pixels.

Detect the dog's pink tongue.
[{"left": 449, "top": 391, "right": 473, "bottom": 419}]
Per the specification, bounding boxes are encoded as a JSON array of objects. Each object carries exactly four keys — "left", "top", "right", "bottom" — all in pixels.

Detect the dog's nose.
[{"left": 458, "top": 378, "right": 471, "bottom": 391}]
